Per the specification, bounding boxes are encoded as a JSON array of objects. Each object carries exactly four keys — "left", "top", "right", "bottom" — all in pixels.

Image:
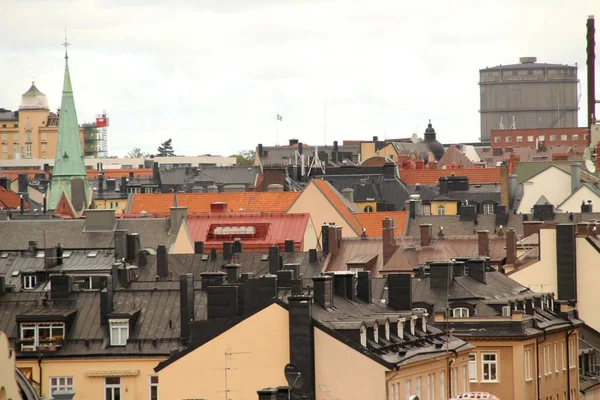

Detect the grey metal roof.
[
  {"left": 480, "top": 62, "right": 576, "bottom": 72},
  {"left": 0, "top": 109, "right": 18, "bottom": 121},
  {"left": 258, "top": 144, "right": 361, "bottom": 166}
]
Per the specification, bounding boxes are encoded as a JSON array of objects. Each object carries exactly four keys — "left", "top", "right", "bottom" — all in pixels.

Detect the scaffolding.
[{"left": 81, "top": 110, "right": 109, "bottom": 158}]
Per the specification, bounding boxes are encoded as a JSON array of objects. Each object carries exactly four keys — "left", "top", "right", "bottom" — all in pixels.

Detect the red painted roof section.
[
  {"left": 129, "top": 192, "right": 300, "bottom": 215},
  {"left": 399, "top": 168, "right": 501, "bottom": 185},
  {"left": 311, "top": 180, "right": 362, "bottom": 235},
  {"left": 186, "top": 212, "right": 310, "bottom": 252},
  {"left": 87, "top": 168, "right": 153, "bottom": 179},
  {"left": 0, "top": 187, "right": 26, "bottom": 209},
  {"left": 355, "top": 211, "right": 407, "bottom": 237}
]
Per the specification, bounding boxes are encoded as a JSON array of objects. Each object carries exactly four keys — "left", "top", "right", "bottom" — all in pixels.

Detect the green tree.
[
  {"left": 230, "top": 149, "right": 255, "bottom": 166},
  {"left": 126, "top": 147, "right": 150, "bottom": 158},
  {"left": 157, "top": 139, "right": 176, "bottom": 157}
]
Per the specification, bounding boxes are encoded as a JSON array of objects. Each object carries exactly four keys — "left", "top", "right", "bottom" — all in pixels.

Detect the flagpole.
[
  {"left": 276, "top": 117, "right": 279, "bottom": 146},
  {"left": 324, "top": 100, "right": 327, "bottom": 145}
]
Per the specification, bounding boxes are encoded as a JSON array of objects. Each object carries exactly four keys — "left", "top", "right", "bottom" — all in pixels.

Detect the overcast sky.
[{"left": 1, "top": 0, "right": 597, "bottom": 157}]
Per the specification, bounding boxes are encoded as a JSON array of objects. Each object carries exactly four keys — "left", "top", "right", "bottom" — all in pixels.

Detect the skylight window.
[
  {"left": 201, "top": 254, "right": 209, "bottom": 261},
  {"left": 62, "top": 251, "right": 72, "bottom": 258},
  {"left": 213, "top": 226, "right": 256, "bottom": 236},
  {"left": 87, "top": 251, "right": 99, "bottom": 258},
  {"left": 36, "top": 251, "right": 45, "bottom": 258},
  {"left": 0, "top": 252, "right": 9, "bottom": 258}
]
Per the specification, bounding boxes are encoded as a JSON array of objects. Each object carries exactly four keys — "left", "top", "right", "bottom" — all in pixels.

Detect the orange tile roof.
[
  {"left": 128, "top": 192, "right": 300, "bottom": 215},
  {"left": 0, "top": 187, "right": 26, "bottom": 209},
  {"left": 87, "top": 168, "right": 153, "bottom": 179},
  {"left": 311, "top": 180, "right": 362, "bottom": 235},
  {"left": 355, "top": 211, "right": 407, "bottom": 237},
  {"left": 0, "top": 170, "right": 46, "bottom": 180},
  {"left": 399, "top": 168, "right": 501, "bottom": 185}
]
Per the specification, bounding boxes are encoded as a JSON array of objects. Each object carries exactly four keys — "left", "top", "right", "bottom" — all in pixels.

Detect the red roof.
[
  {"left": 0, "top": 187, "right": 26, "bottom": 209},
  {"left": 311, "top": 180, "right": 362, "bottom": 235},
  {"left": 186, "top": 212, "right": 310, "bottom": 252},
  {"left": 399, "top": 168, "right": 501, "bottom": 185},
  {"left": 129, "top": 192, "right": 300, "bottom": 215},
  {"left": 87, "top": 168, "right": 153, "bottom": 179},
  {"left": 355, "top": 211, "right": 407, "bottom": 237}
]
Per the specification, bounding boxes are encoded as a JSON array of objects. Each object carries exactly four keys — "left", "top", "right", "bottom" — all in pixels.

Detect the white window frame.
[
  {"left": 539, "top": 135, "right": 545, "bottom": 141},
  {"left": 452, "top": 307, "right": 470, "bottom": 318},
  {"left": 505, "top": 136, "right": 512, "bottom": 143},
  {"left": 405, "top": 379, "right": 411, "bottom": 399},
  {"left": 105, "top": 377, "right": 121, "bottom": 400},
  {"left": 561, "top": 134, "right": 568, "bottom": 141},
  {"left": 109, "top": 319, "right": 129, "bottom": 346},
  {"left": 389, "top": 383, "right": 394, "bottom": 400},
  {"left": 373, "top": 323, "right": 379, "bottom": 343},
  {"left": 41, "top": 132, "right": 47, "bottom": 140},
  {"left": 494, "top": 136, "right": 501, "bottom": 143},
  {"left": 437, "top": 205, "right": 445, "bottom": 216},
  {"left": 483, "top": 203, "right": 495, "bottom": 215},
  {"left": 573, "top": 134, "right": 579, "bottom": 141},
  {"left": 452, "top": 367, "right": 458, "bottom": 396},
  {"left": 397, "top": 319, "right": 405, "bottom": 340},
  {"left": 502, "top": 306, "right": 511, "bottom": 317},
  {"left": 360, "top": 325, "right": 367, "bottom": 347},
  {"left": 525, "top": 349, "right": 533, "bottom": 381},
  {"left": 50, "top": 376, "right": 74, "bottom": 394},
  {"left": 569, "top": 338, "right": 577, "bottom": 369},
  {"left": 415, "top": 376, "right": 421, "bottom": 398},
  {"left": 439, "top": 371, "right": 445, "bottom": 399},
  {"left": 554, "top": 342, "right": 558, "bottom": 373},
  {"left": 20, "top": 322, "right": 65, "bottom": 351},
  {"left": 462, "top": 365, "right": 468, "bottom": 393},
  {"left": 528, "top": 135, "right": 534, "bottom": 142},
  {"left": 422, "top": 203, "right": 431, "bottom": 215},
  {"left": 469, "top": 353, "right": 478, "bottom": 382},
  {"left": 23, "top": 275, "right": 37, "bottom": 289},
  {"left": 427, "top": 373, "right": 434, "bottom": 400},
  {"left": 385, "top": 320, "right": 390, "bottom": 341},
  {"left": 516, "top": 136, "right": 523, "bottom": 143},
  {"left": 561, "top": 341, "right": 566, "bottom": 371},
  {"left": 1, "top": 134, "right": 6, "bottom": 142},
  {"left": 482, "top": 352, "right": 498, "bottom": 382},
  {"left": 550, "top": 134, "right": 556, "bottom": 142},
  {"left": 149, "top": 375, "right": 159, "bottom": 400},
  {"left": 544, "top": 344, "right": 550, "bottom": 375}
]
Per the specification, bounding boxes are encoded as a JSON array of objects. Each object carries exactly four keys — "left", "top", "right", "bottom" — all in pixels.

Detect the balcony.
[{"left": 20, "top": 336, "right": 64, "bottom": 352}]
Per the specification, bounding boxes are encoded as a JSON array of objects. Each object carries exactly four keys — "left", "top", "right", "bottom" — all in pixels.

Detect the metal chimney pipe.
[{"left": 588, "top": 15, "right": 596, "bottom": 127}]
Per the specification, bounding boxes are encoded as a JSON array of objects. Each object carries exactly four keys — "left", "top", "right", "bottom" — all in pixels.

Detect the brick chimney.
[
  {"left": 420, "top": 224, "right": 432, "bottom": 247},
  {"left": 382, "top": 218, "right": 398, "bottom": 265},
  {"left": 500, "top": 162, "right": 510, "bottom": 207},
  {"left": 506, "top": 228, "right": 517, "bottom": 265},
  {"left": 477, "top": 230, "right": 490, "bottom": 257}
]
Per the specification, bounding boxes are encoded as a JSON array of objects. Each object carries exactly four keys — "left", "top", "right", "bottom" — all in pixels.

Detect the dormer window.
[
  {"left": 385, "top": 320, "right": 390, "bottom": 340},
  {"left": 550, "top": 296, "right": 554, "bottom": 311},
  {"left": 109, "top": 319, "right": 129, "bottom": 346},
  {"left": 422, "top": 314, "right": 428, "bottom": 332},
  {"left": 397, "top": 318, "right": 405, "bottom": 340},
  {"left": 23, "top": 275, "right": 37, "bottom": 290},
  {"left": 502, "top": 306, "right": 511, "bottom": 317},
  {"left": 19, "top": 322, "right": 65, "bottom": 352},
  {"left": 410, "top": 316, "right": 417, "bottom": 335},
  {"left": 360, "top": 325, "right": 367, "bottom": 347},
  {"left": 373, "top": 323, "right": 379, "bottom": 343},
  {"left": 452, "top": 307, "right": 470, "bottom": 318}
]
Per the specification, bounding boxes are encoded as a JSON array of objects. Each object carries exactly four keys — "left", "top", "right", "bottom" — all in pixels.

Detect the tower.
[{"left": 48, "top": 34, "right": 90, "bottom": 213}]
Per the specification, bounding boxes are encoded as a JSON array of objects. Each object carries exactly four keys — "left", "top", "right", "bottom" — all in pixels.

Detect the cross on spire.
[{"left": 62, "top": 28, "right": 70, "bottom": 64}]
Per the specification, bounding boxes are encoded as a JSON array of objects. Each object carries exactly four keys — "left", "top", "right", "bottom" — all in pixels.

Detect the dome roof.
[
  {"left": 19, "top": 82, "right": 49, "bottom": 110},
  {"left": 422, "top": 121, "right": 444, "bottom": 161}
]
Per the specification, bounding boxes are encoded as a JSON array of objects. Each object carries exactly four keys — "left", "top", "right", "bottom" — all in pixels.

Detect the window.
[
  {"left": 41, "top": 144, "right": 47, "bottom": 153},
  {"left": 544, "top": 345, "right": 551, "bottom": 375},
  {"left": 397, "top": 319, "right": 405, "bottom": 340},
  {"left": 405, "top": 379, "right": 411, "bottom": 399},
  {"left": 555, "top": 342, "right": 558, "bottom": 373},
  {"left": 452, "top": 307, "right": 470, "bottom": 318},
  {"left": 482, "top": 353, "right": 498, "bottom": 382},
  {"left": 360, "top": 325, "right": 367, "bottom": 347},
  {"left": 569, "top": 338, "right": 577, "bottom": 368},
  {"left": 428, "top": 373, "right": 435, "bottom": 400},
  {"left": 525, "top": 349, "right": 533, "bottom": 381},
  {"left": 516, "top": 136, "right": 523, "bottom": 143},
  {"left": 561, "top": 134, "right": 568, "bottom": 141},
  {"left": 573, "top": 134, "right": 579, "bottom": 141},
  {"left": 502, "top": 306, "right": 511, "bottom": 316},
  {"left": 363, "top": 205, "right": 374, "bottom": 212},
  {"left": 105, "top": 377, "right": 121, "bottom": 400},
  {"left": 20, "top": 322, "right": 65, "bottom": 352},
  {"left": 463, "top": 365, "right": 468, "bottom": 393},
  {"left": 415, "top": 376, "right": 421, "bottom": 398},
  {"left": 109, "top": 320, "right": 129, "bottom": 346},
  {"left": 469, "top": 353, "right": 477, "bottom": 381},
  {"left": 41, "top": 132, "right": 47, "bottom": 141},
  {"left": 452, "top": 367, "right": 458, "bottom": 396},
  {"left": 373, "top": 323, "right": 379, "bottom": 343},
  {"left": 385, "top": 321, "right": 390, "bottom": 341},
  {"left": 539, "top": 135, "right": 545, "bottom": 141},
  {"left": 439, "top": 371, "right": 445, "bottom": 399},
  {"left": 50, "top": 377, "right": 74, "bottom": 394},
  {"left": 423, "top": 204, "right": 431, "bottom": 215},
  {"left": 561, "top": 341, "right": 566, "bottom": 370},
  {"left": 550, "top": 134, "right": 556, "bottom": 141},
  {"left": 1, "top": 134, "right": 6, "bottom": 142},
  {"left": 483, "top": 203, "right": 495, "bottom": 214},
  {"left": 13, "top": 145, "right": 18, "bottom": 154},
  {"left": 389, "top": 383, "right": 394, "bottom": 400},
  {"left": 14, "top": 133, "right": 19, "bottom": 142},
  {"left": 494, "top": 137, "right": 501, "bottom": 143},
  {"left": 437, "top": 205, "right": 445, "bottom": 215},
  {"left": 505, "top": 136, "right": 512, "bottom": 143},
  {"left": 23, "top": 275, "right": 36, "bottom": 289},
  {"left": 26, "top": 144, "right": 32, "bottom": 158},
  {"left": 26, "top": 132, "right": 32, "bottom": 142}
]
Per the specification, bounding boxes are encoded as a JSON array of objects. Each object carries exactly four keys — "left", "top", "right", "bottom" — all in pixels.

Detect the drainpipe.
[
  {"left": 38, "top": 354, "right": 43, "bottom": 397},
  {"left": 536, "top": 330, "right": 547, "bottom": 400}
]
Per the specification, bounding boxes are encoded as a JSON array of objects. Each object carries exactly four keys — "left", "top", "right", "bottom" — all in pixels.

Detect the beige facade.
[
  {"left": 558, "top": 184, "right": 600, "bottom": 213},
  {"left": 157, "top": 303, "right": 290, "bottom": 400},
  {"left": 0, "top": 332, "right": 22, "bottom": 400},
  {"left": 288, "top": 182, "right": 359, "bottom": 238},
  {"left": 516, "top": 166, "right": 572, "bottom": 214}
]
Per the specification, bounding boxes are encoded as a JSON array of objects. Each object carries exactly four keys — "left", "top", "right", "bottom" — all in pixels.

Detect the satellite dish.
[
  {"left": 284, "top": 363, "right": 304, "bottom": 389},
  {"left": 409, "top": 396, "right": 420, "bottom": 400},
  {"left": 411, "top": 133, "right": 419, "bottom": 143},
  {"left": 586, "top": 159, "right": 596, "bottom": 173}
]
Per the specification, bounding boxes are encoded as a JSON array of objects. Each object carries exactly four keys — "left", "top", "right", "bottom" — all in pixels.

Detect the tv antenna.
[{"left": 215, "top": 349, "right": 250, "bottom": 400}]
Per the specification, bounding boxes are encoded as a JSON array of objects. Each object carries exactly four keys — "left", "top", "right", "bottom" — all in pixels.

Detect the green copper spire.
[{"left": 48, "top": 33, "right": 90, "bottom": 212}]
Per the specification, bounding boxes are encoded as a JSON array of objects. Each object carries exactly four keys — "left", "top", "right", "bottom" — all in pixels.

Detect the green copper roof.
[
  {"left": 22, "top": 83, "right": 46, "bottom": 97},
  {"left": 48, "top": 52, "right": 89, "bottom": 212}
]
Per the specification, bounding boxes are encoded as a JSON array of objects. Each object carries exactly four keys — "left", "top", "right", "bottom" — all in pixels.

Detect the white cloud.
[{"left": 0, "top": 0, "right": 597, "bottom": 157}]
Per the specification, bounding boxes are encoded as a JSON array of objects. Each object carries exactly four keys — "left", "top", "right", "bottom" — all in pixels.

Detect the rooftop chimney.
[
  {"left": 357, "top": 271, "right": 371, "bottom": 303},
  {"left": 506, "top": 228, "right": 517, "bottom": 265},
  {"left": 287, "top": 295, "right": 315, "bottom": 400},
  {"left": 321, "top": 224, "right": 330, "bottom": 254},
  {"left": 313, "top": 275, "right": 334, "bottom": 309},
  {"left": 327, "top": 225, "right": 342, "bottom": 257},
  {"left": 571, "top": 163, "right": 581, "bottom": 193},
  {"left": 382, "top": 218, "right": 398, "bottom": 265},
  {"left": 587, "top": 15, "right": 596, "bottom": 128},
  {"left": 284, "top": 239, "right": 294, "bottom": 253},
  {"left": 467, "top": 258, "right": 487, "bottom": 284},
  {"left": 157, "top": 245, "right": 168, "bottom": 278},
  {"left": 114, "top": 230, "right": 128, "bottom": 261},
  {"left": 420, "top": 224, "right": 432, "bottom": 247},
  {"left": 268, "top": 246, "right": 280, "bottom": 274},
  {"left": 224, "top": 264, "right": 241, "bottom": 284},
  {"left": 194, "top": 241, "right": 204, "bottom": 254},
  {"left": 523, "top": 221, "right": 544, "bottom": 239},
  {"left": 429, "top": 262, "right": 453, "bottom": 289},
  {"left": 387, "top": 274, "right": 412, "bottom": 311},
  {"left": 333, "top": 272, "right": 355, "bottom": 301},
  {"left": 223, "top": 242, "right": 233, "bottom": 262},
  {"left": 126, "top": 233, "right": 141, "bottom": 264},
  {"left": 180, "top": 274, "right": 194, "bottom": 342},
  {"left": 477, "top": 230, "right": 490, "bottom": 257},
  {"left": 100, "top": 277, "right": 114, "bottom": 326},
  {"left": 341, "top": 188, "right": 354, "bottom": 204}
]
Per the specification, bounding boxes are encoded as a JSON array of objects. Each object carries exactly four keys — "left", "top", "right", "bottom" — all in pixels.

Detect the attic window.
[
  {"left": 213, "top": 226, "right": 256, "bottom": 236},
  {"left": 502, "top": 306, "right": 511, "bottom": 317},
  {"left": 385, "top": 321, "right": 390, "bottom": 341},
  {"left": 36, "top": 251, "right": 45, "bottom": 258},
  {"left": 0, "top": 252, "right": 8, "bottom": 258},
  {"left": 410, "top": 316, "right": 417, "bottom": 336},
  {"left": 109, "top": 319, "right": 129, "bottom": 346},
  {"left": 19, "top": 322, "right": 65, "bottom": 352},
  {"left": 11, "top": 271, "right": 20, "bottom": 277},
  {"left": 397, "top": 318, "right": 405, "bottom": 340},
  {"left": 87, "top": 251, "right": 99, "bottom": 258},
  {"left": 201, "top": 254, "right": 209, "bottom": 261},
  {"left": 62, "top": 251, "right": 72, "bottom": 258},
  {"left": 373, "top": 323, "right": 379, "bottom": 343},
  {"left": 452, "top": 308, "right": 470, "bottom": 318},
  {"left": 360, "top": 325, "right": 367, "bottom": 347}
]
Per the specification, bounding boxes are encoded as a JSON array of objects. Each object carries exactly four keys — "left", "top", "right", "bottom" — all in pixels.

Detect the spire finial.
[
  {"left": 62, "top": 28, "right": 70, "bottom": 64},
  {"left": 428, "top": 119, "right": 431, "bottom": 125}
]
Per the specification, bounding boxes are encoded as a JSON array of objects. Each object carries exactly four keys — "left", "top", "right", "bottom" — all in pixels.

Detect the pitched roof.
[
  {"left": 324, "top": 238, "right": 384, "bottom": 274},
  {"left": 0, "top": 187, "right": 26, "bottom": 209},
  {"left": 355, "top": 211, "right": 407, "bottom": 237},
  {"left": 512, "top": 161, "right": 581, "bottom": 183},
  {"left": 406, "top": 214, "right": 525, "bottom": 237},
  {"left": 127, "top": 192, "right": 300, "bottom": 215},
  {"left": 399, "top": 168, "right": 501, "bottom": 185},
  {"left": 185, "top": 213, "right": 311, "bottom": 252},
  {"left": 310, "top": 179, "right": 363, "bottom": 235}
]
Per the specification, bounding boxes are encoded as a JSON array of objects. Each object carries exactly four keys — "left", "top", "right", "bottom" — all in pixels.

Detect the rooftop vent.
[{"left": 519, "top": 57, "right": 537, "bottom": 64}]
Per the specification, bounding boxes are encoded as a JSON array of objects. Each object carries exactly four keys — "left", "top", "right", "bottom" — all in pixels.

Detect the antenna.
[{"left": 215, "top": 349, "right": 250, "bottom": 400}]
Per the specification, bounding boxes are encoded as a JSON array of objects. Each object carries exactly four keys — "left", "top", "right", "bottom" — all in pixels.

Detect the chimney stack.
[
  {"left": 523, "top": 221, "right": 544, "bottom": 239},
  {"left": 571, "top": 163, "right": 581, "bottom": 193},
  {"left": 100, "top": 276, "right": 114, "bottom": 326},
  {"left": 587, "top": 15, "right": 596, "bottom": 128},
  {"left": 223, "top": 242, "right": 233, "bottom": 262},
  {"left": 429, "top": 262, "right": 454, "bottom": 289},
  {"left": 333, "top": 272, "right": 355, "bottom": 301},
  {"left": 419, "top": 224, "right": 432, "bottom": 247},
  {"left": 180, "top": 273, "right": 194, "bottom": 342},
  {"left": 284, "top": 239, "right": 294, "bottom": 253},
  {"left": 357, "top": 271, "right": 371, "bottom": 303},
  {"left": 312, "top": 276, "right": 334, "bottom": 309},
  {"left": 194, "top": 241, "right": 204, "bottom": 254},
  {"left": 287, "top": 295, "right": 315, "bottom": 400},
  {"left": 387, "top": 274, "right": 412, "bottom": 311},
  {"left": 382, "top": 218, "right": 398, "bottom": 265},
  {"left": 467, "top": 258, "right": 487, "bottom": 284},
  {"left": 506, "top": 228, "right": 517, "bottom": 265},
  {"left": 477, "top": 230, "right": 490, "bottom": 257},
  {"left": 268, "top": 246, "right": 280, "bottom": 274},
  {"left": 327, "top": 225, "right": 342, "bottom": 256},
  {"left": 157, "top": 245, "right": 168, "bottom": 278},
  {"left": 224, "top": 264, "right": 241, "bottom": 284},
  {"left": 321, "top": 224, "right": 329, "bottom": 254}
]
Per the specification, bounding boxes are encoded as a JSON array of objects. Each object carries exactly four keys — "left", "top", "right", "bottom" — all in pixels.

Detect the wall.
[
  {"left": 94, "top": 198, "right": 128, "bottom": 214},
  {"left": 288, "top": 182, "right": 359, "bottom": 238},
  {"left": 157, "top": 303, "right": 290, "bottom": 400},
  {"left": 17, "top": 357, "right": 164, "bottom": 400},
  {"left": 302, "top": 217, "right": 319, "bottom": 251},
  {"left": 314, "top": 327, "right": 387, "bottom": 400},
  {"left": 516, "top": 167, "right": 570, "bottom": 214},
  {"left": 0, "top": 332, "right": 22, "bottom": 400},
  {"left": 467, "top": 340, "right": 517, "bottom": 399},
  {"left": 510, "top": 228, "right": 558, "bottom": 294},
  {"left": 430, "top": 200, "right": 458, "bottom": 216},
  {"left": 537, "top": 330, "right": 580, "bottom": 400},
  {"left": 558, "top": 185, "right": 600, "bottom": 213},
  {"left": 355, "top": 200, "right": 377, "bottom": 212},
  {"left": 386, "top": 349, "right": 470, "bottom": 399},
  {"left": 491, "top": 127, "right": 588, "bottom": 149},
  {"left": 574, "top": 237, "right": 600, "bottom": 333}
]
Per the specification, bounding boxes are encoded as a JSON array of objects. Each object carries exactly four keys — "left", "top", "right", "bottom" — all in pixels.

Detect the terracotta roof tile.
[
  {"left": 0, "top": 187, "right": 25, "bottom": 209},
  {"left": 311, "top": 180, "right": 362, "bottom": 235},
  {"left": 355, "top": 211, "right": 407, "bottom": 237},
  {"left": 399, "top": 168, "right": 501, "bottom": 185},
  {"left": 128, "top": 192, "right": 300, "bottom": 215}
]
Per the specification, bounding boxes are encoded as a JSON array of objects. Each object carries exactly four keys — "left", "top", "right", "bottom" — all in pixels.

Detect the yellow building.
[{"left": 0, "top": 82, "right": 88, "bottom": 160}]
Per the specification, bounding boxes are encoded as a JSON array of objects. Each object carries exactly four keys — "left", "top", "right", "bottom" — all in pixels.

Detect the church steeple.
[{"left": 48, "top": 33, "right": 90, "bottom": 213}]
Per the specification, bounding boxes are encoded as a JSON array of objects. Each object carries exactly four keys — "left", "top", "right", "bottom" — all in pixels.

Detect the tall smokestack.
[{"left": 588, "top": 15, "right": 596, "bottom": 127}]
